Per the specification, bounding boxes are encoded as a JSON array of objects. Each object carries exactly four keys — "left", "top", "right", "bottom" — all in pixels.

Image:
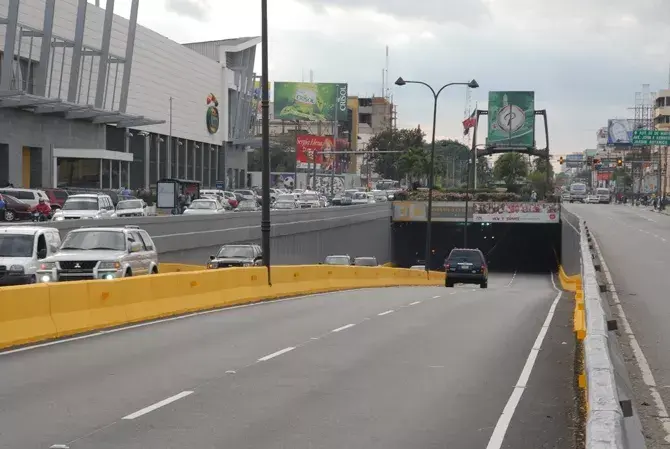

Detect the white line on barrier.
[
  {"left": 378, "top": 310, "right": 394, "bottom": 316},
  {"left": 485, "top": 290, "right": 562, "bottom": 449},
  {"left": 592, "top": 234, "right": 670, "bottom": 442},
  {"left": 332, "top": 324, "right": 356, "bottom": 333},
  {"left": 409, "top": 301, "right": 422, "bottom": 306},
  {"left": 258, "top": 346, "right": 295, "bottom": 362},
  {"left": 506, "top": 271, "right": 517, "bottom": 287},
  {"left": 122, "top": 391, "right": 193, "bottom": 420}
]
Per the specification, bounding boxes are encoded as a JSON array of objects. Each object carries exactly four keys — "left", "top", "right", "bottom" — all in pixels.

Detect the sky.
[{"left": 103, "top": 0, "right": 670, "bottom": 156}]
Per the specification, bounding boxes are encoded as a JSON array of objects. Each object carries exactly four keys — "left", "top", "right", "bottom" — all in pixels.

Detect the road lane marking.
[
  {"left": 122, "top": 391, "right": 193, "bottom": 420},
  {"left": 378, "top": 310, "right": 394, "bottom": 316},
  {"left": 485, "top": 290, "right": 561, "bottom": 449},
  {"left": 507, "top": 270, "right": 517, "bottom": 287},
  {"left": 592, "top": 233, "right": 670, "bottom": 442},
  {"left": 409, "top": 301, "right": 422, "bottom": 305},
  {"left": 432, "top": 295, "right": 441, "bottom": 299},
  {"left": 332, "top": 324, "right": 356, "bottom": 333},
  {"left": 258, "top": 346, "right": 295, "bottom": 362}
]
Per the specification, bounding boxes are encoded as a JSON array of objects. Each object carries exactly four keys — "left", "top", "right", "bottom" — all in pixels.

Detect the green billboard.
[
  {"left": 487, "top": 91, "right": 535, "bottom": 149},
  {"left": 274, "top": 82, "right": 348, "bottom": 121}
]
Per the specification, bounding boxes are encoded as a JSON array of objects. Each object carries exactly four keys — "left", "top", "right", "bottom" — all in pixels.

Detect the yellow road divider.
[
  {"left": 558, "top": 265, "right": 580, "bottom": 292},
  {"left": 0, "top": 265, "right": 445, "bottom": 350},
  {"left": 159, "top": 263, "right": 205, "bottom": 273}
]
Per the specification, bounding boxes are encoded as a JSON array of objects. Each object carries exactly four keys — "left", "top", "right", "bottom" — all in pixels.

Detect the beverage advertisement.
[
  {"left": 274, "top": 82, "right": 348, "bottom": 121},
  {"left": 486, "top": 91, "right": 535, "bottom": 149},
  {"left": 296, "top": 135, "right": 349, "bottom": 170},
  {"left": 472, "top": 202, "right": 560, "bottom": 223}
]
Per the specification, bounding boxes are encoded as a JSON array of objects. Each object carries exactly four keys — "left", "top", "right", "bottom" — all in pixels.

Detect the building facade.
[
  {"left": 654, "top": 89, "right": 670, "bottom": 196},
  {"left": 0, "top": 0, "right": 258, "bottom": 191}
]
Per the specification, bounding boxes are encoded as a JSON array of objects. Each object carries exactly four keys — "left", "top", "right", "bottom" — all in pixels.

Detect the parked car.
[
  {"left": 0, "top": 188, "right": 51, "bottom": 208},
  {"left": 444, "top": 248, "right": 488, "bottom": 288},
  {"left": 207, "top": 244, "right": 263, "bottom": 268},
  {"left": 0, "top": 193, "right": 32, "bottom": 221},
  {"left": 36, "top": 225, "right": 159, "bottom": 282},
  {"left": 0, "top": 226, "right": 62, "bottom": 285},
  {"left": 51, "top": 193, "right": 115, "bottom": 221},
  {"left": 43, "top": 188, "right": 69, "bottom": 210}
]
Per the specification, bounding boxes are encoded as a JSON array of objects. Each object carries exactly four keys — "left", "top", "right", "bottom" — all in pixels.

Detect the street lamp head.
[
  {"left": 468, "top": 79, "right": 479, "bottom": 89},
  {"left": 395, "top": 77, "right": 406, "bottom": 86}
]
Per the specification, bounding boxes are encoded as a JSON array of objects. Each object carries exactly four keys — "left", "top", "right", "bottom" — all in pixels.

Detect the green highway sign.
[{"left": 632, "top": 129, "right": 670, "bottom": 146}]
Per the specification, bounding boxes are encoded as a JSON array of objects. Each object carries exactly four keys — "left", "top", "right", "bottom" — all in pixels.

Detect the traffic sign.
[{"left": 632, "top": 129, "right": 670, "bottom": 146}]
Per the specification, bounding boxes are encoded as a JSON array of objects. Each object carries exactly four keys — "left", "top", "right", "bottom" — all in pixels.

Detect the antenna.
[
  {"left": 309, "top": 70, "right": 314, "bottom": 83},
  {"left": 382, "top": 69, "right": 385, "bottom": 98}
]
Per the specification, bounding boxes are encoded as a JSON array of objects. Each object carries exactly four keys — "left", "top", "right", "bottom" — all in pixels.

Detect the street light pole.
[
  {"left": 260, "top": 0, "right": 271, "bottom": 285},
  {"left": 395, "top": 77, "right": 479, "bottom": 272}
]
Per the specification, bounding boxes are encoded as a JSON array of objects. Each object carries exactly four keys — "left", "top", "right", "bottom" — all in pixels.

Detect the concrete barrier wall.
[
  {"left": 0, "top": 265, "right": 444, "bottom": 351},
  {"left": 561, "top": 206, "right": 581, "bottom": 277}
]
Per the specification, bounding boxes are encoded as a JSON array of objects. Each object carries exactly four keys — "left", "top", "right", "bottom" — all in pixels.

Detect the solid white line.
[
  {"left": 332, "top": 324, "right": 356, "bottom": 333},
  {"left": 258, "top": 346, "right": 295, "bottom": 362},
  {"left": 378, "top": 310, "right": 394, "bottom": 316},
  {"left": 409, "top": 301, "right": 422, "bottom": 306},
  {"left": 592, "top": 234, "right": 670, "bottom": 442},
  {"left": 122, "top": 391, "right": 193, "bottom": 420},
  {"left": 485, "top": 290, "right": 561, "bottom": 449},
  {"left": 507, "top": 270, "right": 517, "bottom": 287}
]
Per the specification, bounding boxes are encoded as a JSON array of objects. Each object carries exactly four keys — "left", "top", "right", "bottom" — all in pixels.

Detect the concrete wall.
[
  {"left": 0, "top": 108, "right": 106, "bottom": 187},
  {"left": 560, "top": 206, "right": 581, "bottom": 276}
]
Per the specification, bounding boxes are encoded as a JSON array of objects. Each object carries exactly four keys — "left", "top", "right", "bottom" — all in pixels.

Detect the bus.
[{"left": 569, "top": 182, "right": 587, "bottom": 203}]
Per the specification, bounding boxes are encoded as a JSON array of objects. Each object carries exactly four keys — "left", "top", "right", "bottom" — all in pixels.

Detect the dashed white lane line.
[
  {"left": 409, "top": 301, "right": 422, "bottom": 306},
  {"left": 258, "top": 346, "right": 296, "bottom": 362},
  {"left": 378, "top": 310, "right": 394, "bottom": 316},
  {"left": 332, "top": 324, "right": 356, "bottom": 333},
  {"left": 122, "top": 391, "right": 193, "bottom": 420},
  {"left": 485, "top": 289, "right": 562, "bottom": 449},
  {"left": 432, "top": 295, "right": 441, "bottom": 299},
  {"left": 507, "top": 271, "right": 517, "bottom": 287}
]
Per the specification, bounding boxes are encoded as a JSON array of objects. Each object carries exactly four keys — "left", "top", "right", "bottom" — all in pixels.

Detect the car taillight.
[{"left": 444, "top": 263, "right": 450, "bottom": 269}]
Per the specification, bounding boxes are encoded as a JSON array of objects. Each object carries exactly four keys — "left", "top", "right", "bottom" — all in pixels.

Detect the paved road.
[
  {"left": 565, "top": 203, "right": 670, "bottom": 446},
  {"left": 0, "top": 274, "right": 573, "bottom": 449}
]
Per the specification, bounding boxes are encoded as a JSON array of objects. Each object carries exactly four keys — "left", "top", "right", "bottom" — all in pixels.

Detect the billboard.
[
  {"left": 607, "top": 119, "right": 644, "bottom": 145},
  {"left": 597, "top": 127, "right": 608, "bottom": 146},
  {"left": 274, "top": 82, "right": 348, "bottom": 121},
  {"left": 472, "top": 202, "right": 560, "bottom": 223},
  {"left": 252, "top": 80, "right": 272, "bottom": 117},
  {"left": 565, "top": 153, "right": 583, "bottom": 168},
  {"left": 487, "top": 91, "right": 535, "bottom": 149},
  {"left": 296, "top": 134, "right": 349, "bottom": 170}
]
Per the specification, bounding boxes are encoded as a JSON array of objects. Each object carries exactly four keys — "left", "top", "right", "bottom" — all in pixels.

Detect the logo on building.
[{"left": 206, "top": 93, "right": 219, "bottom": 134}]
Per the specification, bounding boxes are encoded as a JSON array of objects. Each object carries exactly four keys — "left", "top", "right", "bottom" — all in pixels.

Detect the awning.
[
  {"left": 0, "top": 90, "right": 165, "bottom": 128},
  {"left": 53, "top": 148, "right": 134, "bottom": 162}
]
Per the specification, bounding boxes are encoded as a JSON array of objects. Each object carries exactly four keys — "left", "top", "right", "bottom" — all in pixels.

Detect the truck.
[{"left": 569, "top": 183, "right": 587, "bottom": 203}]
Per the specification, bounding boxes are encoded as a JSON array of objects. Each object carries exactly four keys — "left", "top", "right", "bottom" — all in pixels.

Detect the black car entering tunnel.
[{"left": 444, "top": 248, "right": 488, "bottom": 288}]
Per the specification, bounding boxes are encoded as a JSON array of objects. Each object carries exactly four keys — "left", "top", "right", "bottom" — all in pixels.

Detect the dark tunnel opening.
[{"left": 391, "top": 222, "right": 561, "bottom": 273}]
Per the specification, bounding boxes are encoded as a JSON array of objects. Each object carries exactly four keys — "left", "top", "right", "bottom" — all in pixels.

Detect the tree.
[
  {"left": 367, "top": 127, "right": 425, "bottom": 179},
  {"left": 493, "top": 152, "right": 528, "bottom": 191},
  {"left": 476, "top": 158, "right": 493, "bottom": 188},
  {"left": 527, "top": 156, "right": 554, "bottom": 198},
  {"left": 247, "top": 133, "right": 297, "bottom": 172}
]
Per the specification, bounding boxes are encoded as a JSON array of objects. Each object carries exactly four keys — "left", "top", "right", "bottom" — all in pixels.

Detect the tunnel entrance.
[{"left": 391, "top": 222, "right": 561, "bottom": 273}]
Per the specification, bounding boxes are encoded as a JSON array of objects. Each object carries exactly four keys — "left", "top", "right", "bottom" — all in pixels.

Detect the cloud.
[
  {"left": 108, "top": 0, "right": 669, "bottom": 155},
  {"left": 164, "top": 0, "right": 210, "bottom": 21}
]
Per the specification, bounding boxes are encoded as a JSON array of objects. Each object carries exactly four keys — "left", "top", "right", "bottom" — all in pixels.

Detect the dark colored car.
[
  {"left": 0, "top": 194, "right": 32, "bottom": 221},
  {"left": 43, "top": 188, "right": 69, "bottom": 210},
  {"left": 207, "top": 244, "right": 263, "bottom": 268},
  {"left": 444, "top": 248, "right": 488, "bottom": 288}
]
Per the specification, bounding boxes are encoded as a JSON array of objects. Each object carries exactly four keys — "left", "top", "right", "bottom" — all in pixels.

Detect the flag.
[{"left": 462, "top": 108, "right": 477, "bottom": 136}]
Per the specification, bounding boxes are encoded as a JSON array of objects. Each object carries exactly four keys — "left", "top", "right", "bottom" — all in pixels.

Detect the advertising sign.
[
  {"left": 607, "top": 119, "right": 642, "bottom": 145},
  {"left": 274, "top": 82, "right": 348, "bottom": 121},
  {"left": 472, "top": 202, "right": 560, "bottom": 223},
  {"left": 632, "top": 129, "right": 670, "bottom": 146},
  {"left": 565, "top": 153, "right": 583, "bottom": 168},
  {"left": 392, "top": 202, "right": 471, "bottom": 222},
  {"left": 296, "top": 135, "right": 349, "bottom": 170},
  {"left": 486, "top": 91, "right": 535, "bottom": 149},
  {"left": 597, "top": 127, "right": 608, "bottom": 145}
]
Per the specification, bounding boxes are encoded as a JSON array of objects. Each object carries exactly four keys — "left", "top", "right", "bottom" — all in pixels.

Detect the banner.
[
  {"left": 472, "top": 202, "right": 559, "bottom": 223},
  {"left": 607, "top": 119, "right": 642, "bottom": 145},
  {"left": 565, "top": 153, "right": 583, "bottom": 168},
  {"left": 274, "top": 82, "right": 348, "bottom": 121},
  {"left": 486, "top": 91, "right": 535, "bottom": 149},
  {"left": 296, "top": 135, "right": 349, "bottom": 170},
  {"left": 392, "top": 202, "right": 471, "bottom": 222}
]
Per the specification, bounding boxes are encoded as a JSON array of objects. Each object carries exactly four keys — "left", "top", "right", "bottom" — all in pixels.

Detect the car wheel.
[
  {"left": 4, "top": 210, "right": 15, "bottom": 221},
  {"left": 445, "top": 281, "right": 453, "bottom": 288},
  {"left": 151, "top": 266, "right": 159, "bottom": 274},
  {"left": 125, "top": 269, "right": 133, "bottom": 277},
  {"left": 480, "top": 281, "right": 488, "bottom": 289}
]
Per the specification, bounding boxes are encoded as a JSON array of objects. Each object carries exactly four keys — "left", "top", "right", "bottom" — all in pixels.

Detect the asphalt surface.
[
  {"left": 565, "top": 203, "right": 670, "bottom": 446},
  {"left": 0, "top": 273, "right": 573, "bottom": 449}
]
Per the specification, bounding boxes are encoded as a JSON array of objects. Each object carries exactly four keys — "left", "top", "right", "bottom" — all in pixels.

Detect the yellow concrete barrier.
[
  {"left": 159, "top": 263, "right": 205, "bottom": 273},
  {"left": 0, "top": 284, "right": 57, "bottom": 348},
  {"left": 0, "top": 265, "right": 446, "bottom": 350},
  {"left": 559, "top": 265, "right": 580, "bottom": 292}
]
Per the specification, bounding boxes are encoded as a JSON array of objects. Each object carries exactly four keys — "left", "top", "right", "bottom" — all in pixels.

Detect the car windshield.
[
  {"left": 117, "top": 200, "right": 143, "bottom": 210},
  {"left": 0, "top": 234, "right": 34, "bottom": 257},
  {"left": 217, "top": 246, "right": 254, "bottom": 258},
  {"left": 63, "top": 198, "right": 98, "bottom": 210},
  {"left": 277, "top": 195, "right": 295, "bottom": 201},
  {"left": 325, "top": 256, "right": 350, "bottom": 265},
  {"left": 61, "top": 230, "right": 126, "bottom": 251},
  {"left": 447, "top": 250, "right": 483, "bottom": 264},
  {"left": 190, "top": 201, "right": 216, "bottom": 210},
  {"left": 354, "top": 257, "right": 377, "bottom": 266},
  {"left": 596, "top": 189, "right": 609, "bottom": 195},
  {"left": 570, "top": 184, "right": 586, "bottom": 192},
  {"left": 301, "top": 194, "right": 318, "bottom": 201},
  {"left": 353, "top": 193, "right": 367, "bottom": 200}
]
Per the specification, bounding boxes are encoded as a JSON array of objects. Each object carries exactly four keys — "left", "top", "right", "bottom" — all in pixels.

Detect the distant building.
[{"left": 654, "top": 89, "right": 670, "bottom": 195}]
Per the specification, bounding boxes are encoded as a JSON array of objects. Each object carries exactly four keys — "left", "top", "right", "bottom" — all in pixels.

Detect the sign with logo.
[
  {"left": 632, "top": 129, "right": 670, "bottom": 146},
  {"left": 206, "top": 93, "right": 219, "bottom": 134},
  {"left": 296, "top": 134, "right": 349, "bottom": 170},
  {"left": 472, "top": 202, "right": 560, "bottom": 223},
  {"left": 565, "top": 153, "right": 583, "bottom": 168},
  {"left": 486, "top": 91, "right": 535, "bottom": 149},
  {"left": 274, "top": 82, "right": 348, "bottom": 121},
  {"left": 392, "top": 202, "right": 471, "bottom": 222},
  {"left": 607, "top": 119, "right": 643, "bottom": 145}
]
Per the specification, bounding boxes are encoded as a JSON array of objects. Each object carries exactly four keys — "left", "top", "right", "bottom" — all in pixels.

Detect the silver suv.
[
  {"left": 51, "top": 193, "right": 115, "bottom": 221},
  {"left": 37, "top": 225, "right": 159, "bottom": 282}
]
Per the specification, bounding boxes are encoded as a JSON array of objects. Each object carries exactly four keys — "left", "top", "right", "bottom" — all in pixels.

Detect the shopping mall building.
[{"left": 0, "top": 0, "right": 258, "bottom": 190}]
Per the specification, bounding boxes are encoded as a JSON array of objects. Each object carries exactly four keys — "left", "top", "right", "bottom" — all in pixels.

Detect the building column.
[
  {"left": 199, "top": 144, "right": 204, "bottom": 183},
  {"left": 144, "top": 135, "right": 150, "bottom": 189},
  {"left": 67, "top": 0, "right": 87, "bottom": 102},
  {"left": 184, "top": 140, "right": 189, "bottom": 179},
  {"left": 1, "top": 0, "right": 20, "bottom": 90},
  {"left": 208, "top": 144, "right": 212, "bottom": 188}
]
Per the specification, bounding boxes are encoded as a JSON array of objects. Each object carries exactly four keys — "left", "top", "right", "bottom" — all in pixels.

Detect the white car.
[
  {"left": 0, "top": 188, "right": 50, "bottom": 208},
  {"left": 351, "top": 192, "right": 369, "bottom": 205},
  {"left": 113, "top": 199, "right": 147, "bottom": 218},
  {"left": 297, "top": 192, "right": 321, "bottom": 208},
  {"left": 51, "top": 193, "right": 115, "bottom": 221},
  {"left": 183, "top": 199, "right": 226, "bottom": 215},
  {"left": 0, "top": 226, "right": 62, "bottom": 285},
  {"left": 585, "top": 195, "right": 600, "bottom": 204}
]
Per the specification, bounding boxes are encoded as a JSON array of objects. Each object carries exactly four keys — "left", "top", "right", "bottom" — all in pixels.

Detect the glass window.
[
  {"left": 325, "top": 255, "right": 351, "bottom": 265},
  {"left": 130, "top": 231, "right": 147, "bottom": 250},
  {"left": 139, "top": 231, "right": 155, "bottom": 251},
  {"left": 0, "top": 234, "right": 34, "bottom": 257},
  {"left": 217, "top": 246, "right": 255, "bottom": 258},
  {"left": 447, "top": 250, "right": 483, "bottom": 264},
  {"left": 117, "top": 200, "right": 143, "bottom": 210},
  {"left": 62, "top": 197, "right": 99, "bottom": 210},
  {"left": 61, "top": 230, "right": 126, "bottom": 251},
  {"left": 190, "top": 200, "right": 217, "bottom": 209}
]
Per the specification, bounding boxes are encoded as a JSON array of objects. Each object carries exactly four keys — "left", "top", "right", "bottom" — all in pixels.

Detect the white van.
[
  {"left": 596, "top": 188, "right": 611, "bottom": 204},
  {"left": 0, "top": 226, "right": 61, "bottom": 285}
]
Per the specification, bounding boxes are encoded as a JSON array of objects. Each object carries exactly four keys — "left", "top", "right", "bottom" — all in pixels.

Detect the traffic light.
[
  {"left": 617, "top": 159, "right": 623, "bottom": 167},
  {"left": 559, "top": 156, "right": 565, "bottom": 165}
]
